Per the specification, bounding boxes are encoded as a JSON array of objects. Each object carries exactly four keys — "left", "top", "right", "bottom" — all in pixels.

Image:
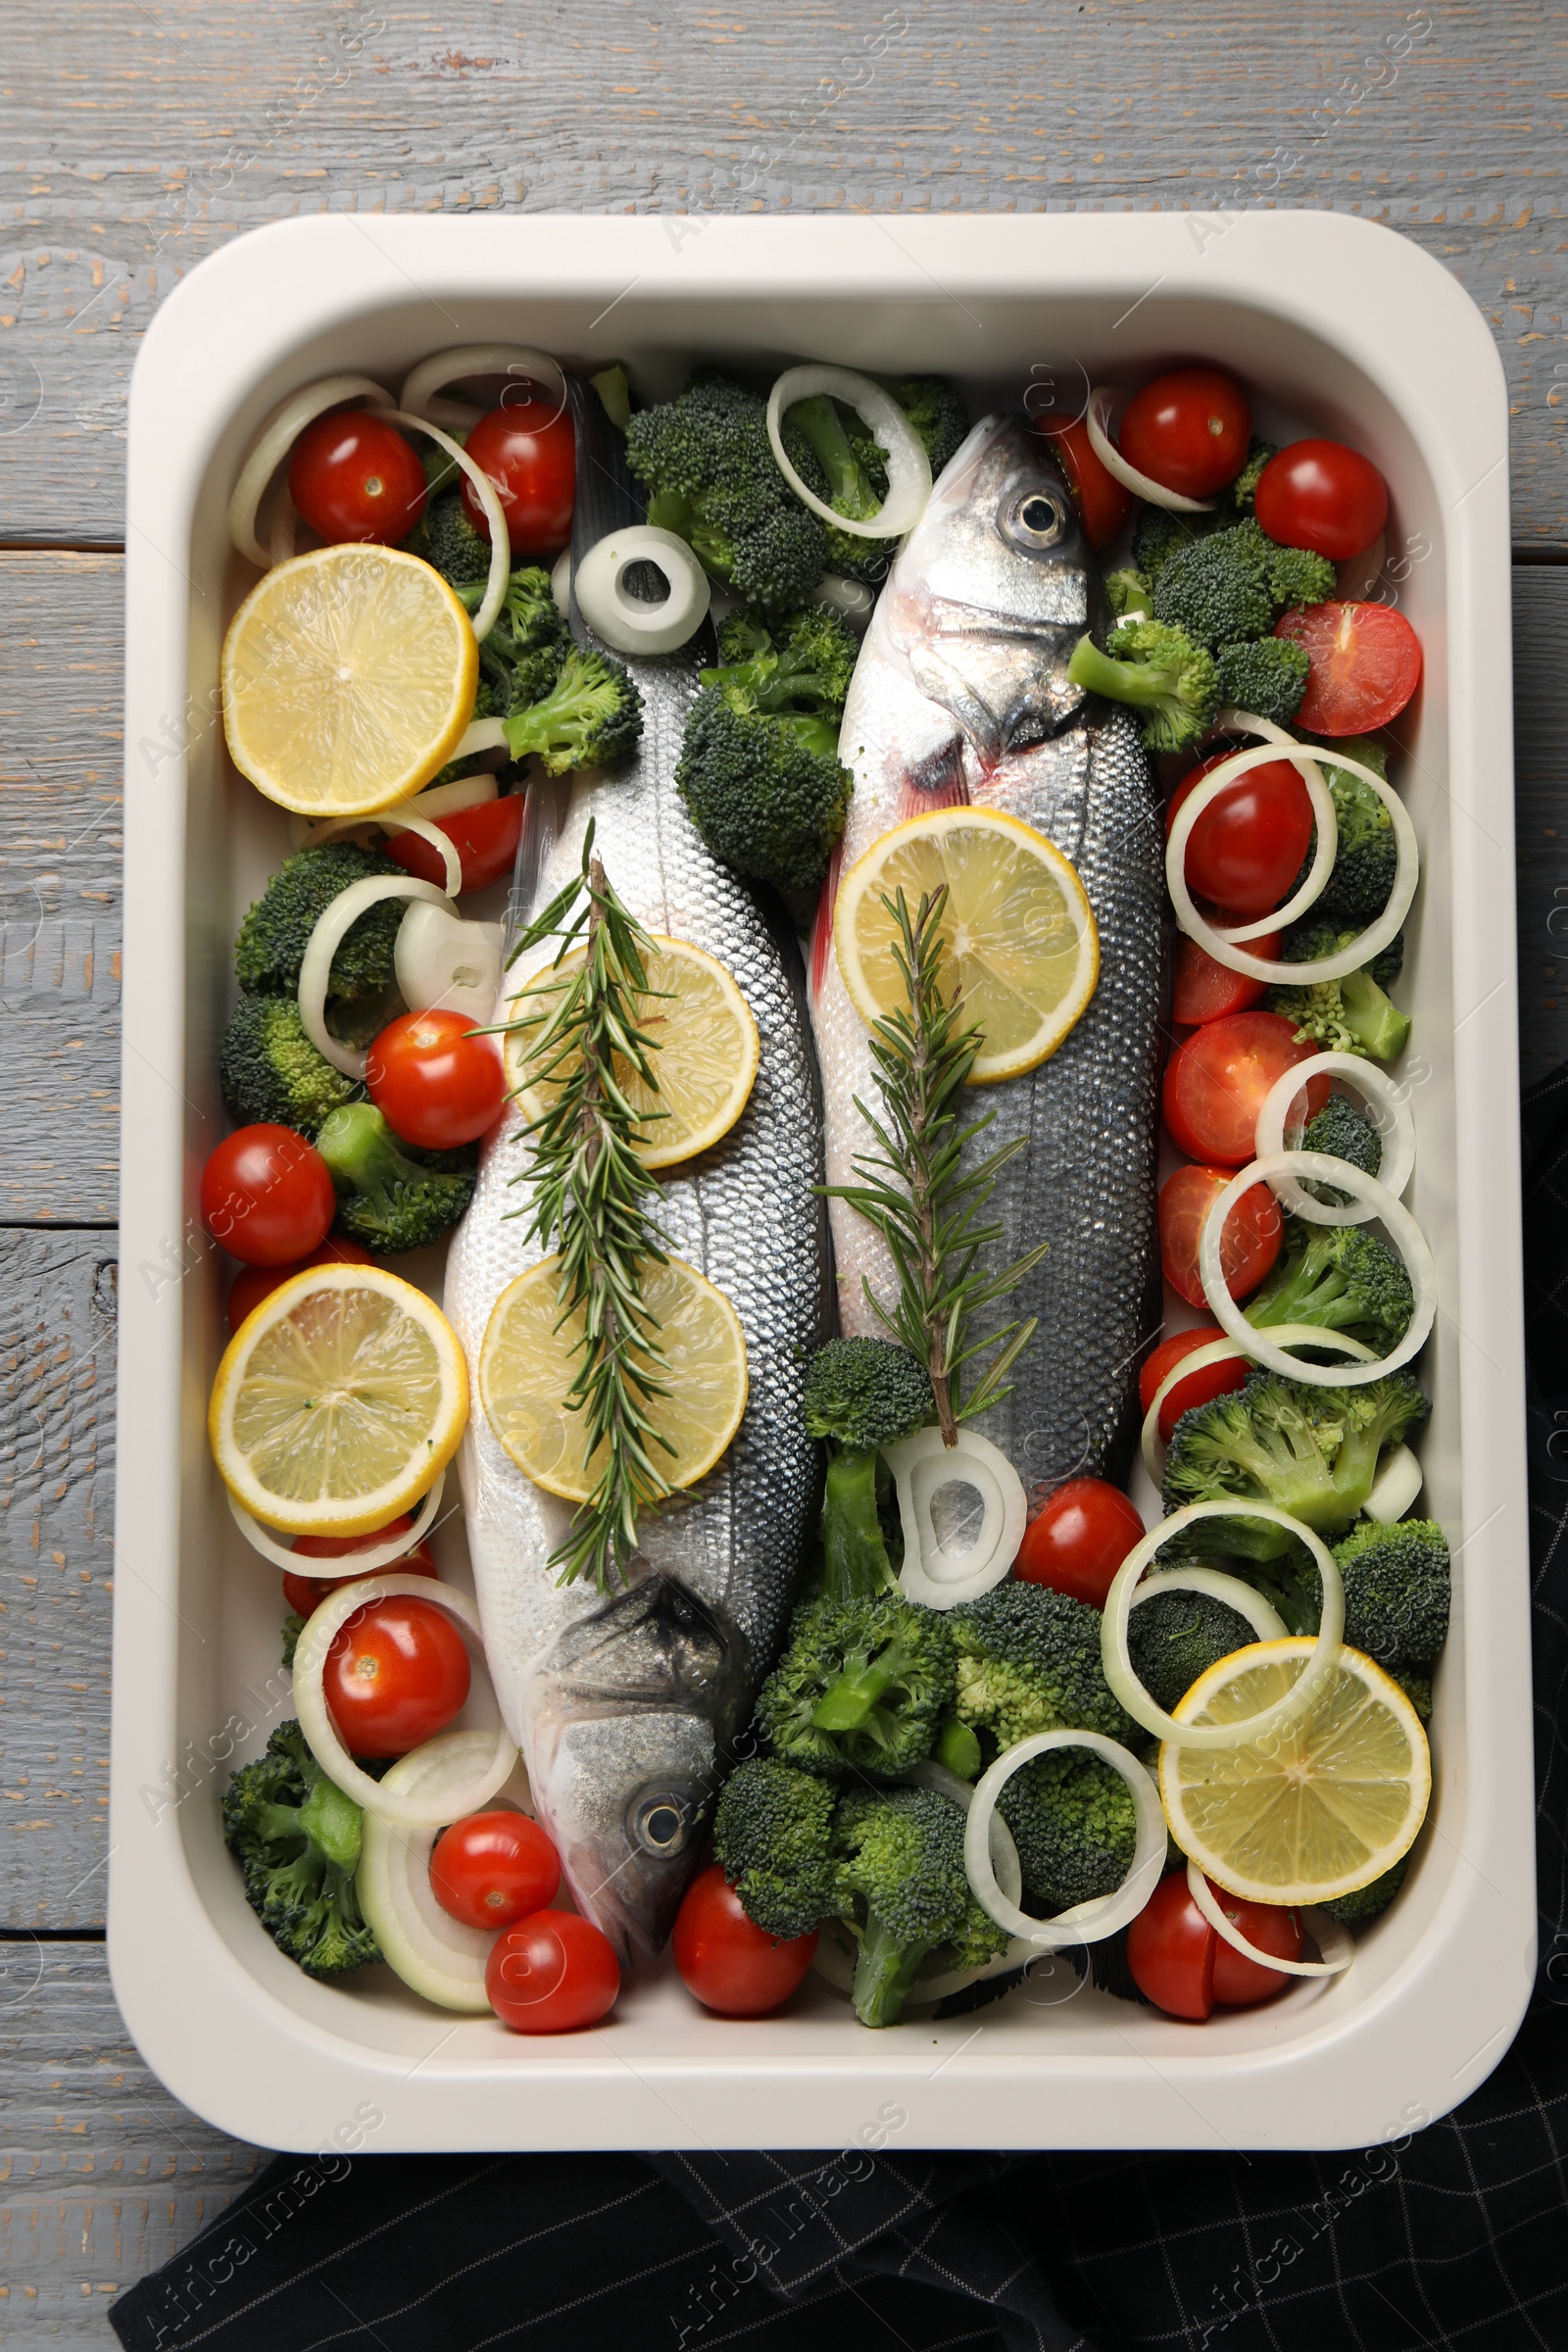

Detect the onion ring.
[
  {"left": 399, "top": 345, "right": 566, "bottom": 434},
  {"left": 766, "top": 366, "right": 932, "bottom": 540},
  {"left": 357, "top": 1731, "right": 511, "bottom": 2011},
  {"left": 964, "top": 1730, "right": 1168, "bottom": 1946},
  {"left": 1102, "top": 1502, "right": 1345, "bottom": 1748},
  {"left": 377, "top": 409, "right": 511, "bottom": 642},
  {"left": 1186, "top": 1859, "right": 1354, "bottom": 1979},
  {"left": 299, "top": 874, "right": 454, "bottom": 1078},
  {"left": 1169, "top": 740, "right": 1338, "bottom": 951},
  {"left": 1254, "top": 1054, "right": 1416, "bottom": 1226},
  {"left": 1138, "top": 1325, "right": 1377, "bottom": 1483},
  {"left": 298, "top": 813, "right": 465, "bottom": 899},
  {"left": 226, "top": 374, "right": 394, "bottom": 567},
  {"left": 226, "top": 1471, "right": 446, "bottom": 1577},
  {"left": 1198, "top": 1153, "right": 1437, "bottom": 1385},
  {"left": 1364, "top": 1442, "right": 1424, "bottom": 1524},
  {"left": 1131, "top": 1566, "right": 1289, "bottom": 1643},
  {"left": 292, "top": 1572, "right": 517, "bottom": 1830},
  {"left": 574, "top": 524, "right": 710, "bottom": 655},
  {"left": 1085, "top": 385, "right": 1216, "bottom": 514},
  {"left": 883, "top": 1425, "right": 1028, "bottom": 1608}
]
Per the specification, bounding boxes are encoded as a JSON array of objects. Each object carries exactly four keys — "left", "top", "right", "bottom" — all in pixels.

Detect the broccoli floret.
[
  {"left": 234, "top": 844, "right": 406, "bottom": 1005},
  {"left": 1334, "top": 1517, "right": 1450, "bottom": 1670},
  {"left": 626, "top": 371, "right": 829, "bottom": 612},
  {"left": 502, "top": 648, "right": 643, "bottom": 775},
  {"left": 220, "top": 994, "right": 362, "bottom": 1139},
  {"left": 997, "top": 1747, "right": 1139, "bottom": 1915},
  {"left": 221, "top": 1720, "right": 379, "bottom": 1981},
  {"left": 1267, "top": 919, "right": 1411, "bottom": 1062},
  {"left": 1214, "top": 636, "right": 1310, "bottom": 723},
  {"left": 467, "top": 564, "right": 569, "bottom": 710},
  {"left": 1220, "top": 438, "right": 1278, "bottom": 518},
  {"left": 949, "top": 1581, "right": 1137, "bottom": 1752},
  {"left": 833, "top": 1785, "right": 1007, "bottom": 2028},
  {"left": 1246, "top": 1217, "right": 1414, "bottom": 1353},
  {"left": 1300, "top": 1091, "right": 1384, "bottom": 1180},
  {"left": 1303, "top": 744, "right": 1399, "bottom": 927},
  {"left": 316, "top": 1102, "right": 476, "bottom": 1255},
  {"left": 802, "top": 1338, "right": 936, "bottom": 1602},
  {"left": 1265, "top": 542, "right": 1337, "bottom": 612},
  {"left": 1320, "top": 1854, "right": 1408, "bottom": 1926},
  {"left": 1105, "top": 567, "right": 1153, "bottom": 622},
  {"left": 711, "top": 601, "right": 859, "bottom": 718},
  {"left": 1131, "top": 505, "right": 1214, "bottom": 584},
  {"left": 781, "top": 394, "right": 898, "bottom": 586},
  {"left": 1152, "top": 527, "right": 1275, "bottom": 651},
  {"left": 1162, "top": 1370, "right": 1430, "bottom": 1554},
  {"left": 881, "top": 375, "right": 970, "bottom": 476},
  {"left": 712, "top": 1757, "right": 839, "bottom": 1942},
  {"left": 1067, "top": 620, "right": 1219, "bottom": 756},
  {"left": 759, "top": 1596, "right": 955, "bottom": 1778},
  {"left": 1126, "top": 1587, "right": 1257, "bottom": 1713},
  {"left": 421, "top": 488, "right": 491, "bottom": 587}
]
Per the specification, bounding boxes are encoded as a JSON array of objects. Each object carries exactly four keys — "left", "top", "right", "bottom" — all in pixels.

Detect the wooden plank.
[
  {"left": 0, "top": 555, "right": 122, "bottom": 1226},
  {"left": 0, "top": 0, "right": 1564, "bottom": 542},
  {"left": 1514, "top": 568, "right": 1568, "bottom": 1089}
]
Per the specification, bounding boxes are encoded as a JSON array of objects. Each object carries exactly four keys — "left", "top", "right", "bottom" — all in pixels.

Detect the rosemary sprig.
[
  {"left": 501, "top": 822, "right": 676, "bottom": 1588},
  {"left": 822, "top": 885, "right": 1047, "bottom": 1444}
]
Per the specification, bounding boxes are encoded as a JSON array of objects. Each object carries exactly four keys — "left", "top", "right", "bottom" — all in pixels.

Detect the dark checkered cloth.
[{"left": 110, "top": 1068, "right": 1568, "bottom": 2352}]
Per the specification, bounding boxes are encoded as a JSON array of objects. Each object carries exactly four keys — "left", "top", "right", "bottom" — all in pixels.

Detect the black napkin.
[{"left": 112, "top": 1069, "right": 1568, "bottom": 2352}]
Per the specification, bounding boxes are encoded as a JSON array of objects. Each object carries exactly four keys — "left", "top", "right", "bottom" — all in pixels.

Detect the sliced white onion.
[
  {"left": 378, "top": 409, "right": 511, "bottom": 642},
  {"left": 1131, "top": 1566, "right": 1289, "bottom": 1643},
  {"left": 1102, "top": 1501, "right": 1345, "bottom": 1748},
  {"left": 1364, "top": 1442, "right": 1424, "bottom": 1524},
  {"left": 293, "top": 1572, "right": 517, "bottom": 1829},
  {"left": 299, "top": 874, "right": 454, "bottom": 1079},
  {"left": 357, "top": 1731, "right": 509, "bottom": 2011},
  {"left": 395, "top": 901, "right": 505, "bottom": 1023},
  {"left": 1186, "top": 1859, "right": 1354, "bottom": 1979},
  {"left": 573, "top": 524, "right": 710, "bottom": 655},
  {"left": 1169, "top": 739, "right": 1337, "bottom": 954},
  {"left": 551, "top": 548, "right": 572, "bottom": 616},
  {"left": 1199, "top": 1153, "right": 1436, "bottom": 1386},
  {"left": 1138, "top": 1326, "right": 1378, "bottom": 1484},
  {"left": 766, "top": 366, "right": 932, "bottom": 540},
  {"left": 446, "top": 717, "right": 511, "bottom": 766},
  {"left": 227, "top": 1472, "right": 446, "bottom": 1577},
  {"left": 815, "top": 574, "right": 876, "bottom": 634},
  {"left": 226, "top": 374, "right": 395, "bottom": 567},
  {"left": 1086, "top": 385, "right": 1215, "bottom": 514},
  {"left": 399, "top": 345, "right": 566, "bottom": 435},
  {"left": 964, "top": 1731, "right": 1168, "bottom": 1947},
  {"left": 299, "top": 813, "right": 464, "bottom": 899},
  {"left": 883, "top": 1426, "right": 1028, "bottom": 1608},
  {"left": 1254, "top": 1054, "right": 1416, "bottom": 1226}
]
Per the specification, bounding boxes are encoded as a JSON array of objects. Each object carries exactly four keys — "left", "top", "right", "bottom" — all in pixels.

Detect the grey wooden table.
[{"left": 2, "top": 1, "right": 1565, "bottom": 2336}]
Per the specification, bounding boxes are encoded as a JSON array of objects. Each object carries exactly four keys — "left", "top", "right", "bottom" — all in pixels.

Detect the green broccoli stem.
[
  {"left": 811, "top": 1637, "right": 913, "bottom": 1734},
  {"left": 851, "top": 1908, "right": 932, "bottom": 2029},
  {"left": 819, "top": 1446, "right": 901, "bottom": 1606},
  {"left": 1341, "top": 968, "right": 1412, "bottom": 1061},
  {"left": 788, "top": 396, "right": 880, "bottom": 520},
  {"left": 317, "top": 1102, "right": 407, "bottom": 1197},
  {"left": 299, "top": 1773, "right": 364, "bottom": 1871},
  {"left": 1066, "top": 633, "right": 1176, "bottom": 711}
]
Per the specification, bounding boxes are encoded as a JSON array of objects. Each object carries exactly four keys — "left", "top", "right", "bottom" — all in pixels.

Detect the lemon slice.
[
  {"left": 209, "top": 1264, "right": 468, "bottom": 1536},
  {"left": 833, "top": 807, "right": 1099, "bottom": 1083},
  {"left": 503, "top": 937, "right": 760, "bottom": 1170},
  {"left": 221, "top": 544, "right": 478, "bottom": 816},
  {"left": 479, "top": 1254, "right": 747, "bottom": 1502},
  {"left": 1159, "top": 1639, "right": 1431, "bottom": 1906}
]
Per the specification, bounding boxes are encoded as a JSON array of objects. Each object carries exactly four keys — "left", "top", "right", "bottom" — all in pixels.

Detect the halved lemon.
[
  {"left": 221, "top": 544, "right": 478, "bottom": 816},
  {"left": 209, "top": 1264, "right": 468, "bottom": 1536},
  {"left": 502, "top": 937, "right": 760, "bottom": 1170},
  {"left": 833, "top": 807, "right": 1099, "bottom": 1083},
  {"left": 479, "top": 1253, "right": 747, "bottom": 1502},
  {"left": 1159, "top": 1638, "right": 1431, "bottom": 1907}
]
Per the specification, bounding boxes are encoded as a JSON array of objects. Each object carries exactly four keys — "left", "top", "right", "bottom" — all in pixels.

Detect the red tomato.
[
  {"left": 462, "top": 399, "right": 575, "bottom": 557},
  {"left": 1275, "top": 602, "right": 1422, "bottom": 737},
  {"left": 1014, "top": 1479, "right": 1146, "bottom": 1609},
  {"left": 281, "top": 1512, "right": 438, "bottom": 1619},
  {"left": 1159, "top": 1165, "right": 1282, "bottom": 1310},
  {"left": 1163, "top": 1010, "right": 1329, "bottom": 1167},
  {"left": 201, "top": 1125, "right": 336, "bottom": 1267},
  {"left": 366, "top": 1010, "right": 507, "bottom": 1151},
  {"left": 1170, "top": 928, "right": 1280, "bottom": 1026},
  {"left": 321, "top": 1593, "right": 470, "bottom": 1759},
  {"left": 227, "top": 1237, "right": 375, "bottom": 1334},
  {"left": 431, "top": 1810, "right": 562, "bottom": 1931},
  {"left": 1038, "top": 416, "right": 1133, "bottom": 549},
  {"left": 384, "top": 792, "right": 524, "bottom": 896},
  {"left": 1127, "top": 1872, "right": 1218, "bottom": 2019},
  {"left": 1166, "top": 754, "right": 1313, "bottom": 920},
  {"left": 1209, "top": 1886, "right": 1303, "bottom": 2007},
  {"left": 287, "top": 411, "right": 427, "bottom": 546},
  {"left": 486, "top": 1910, "right": 620, "bottom": 2034},
  {"left": 1118, "top": 368, "right": 1251, "bottom": 500},
  {"left": 672, "top": 1863, "right": 819, "bottom": 2017},
  {"left": 1254, "top": 439, "right": 1389, "bottom": 564},
  {"left": 1138, "top": 1325, "right": 1249, "bottom": 1442}
]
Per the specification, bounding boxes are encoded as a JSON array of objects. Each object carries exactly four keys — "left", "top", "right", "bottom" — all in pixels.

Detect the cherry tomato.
[
  {"left": 287, "top": 411, "right": 427, "bottom": 546},
  {"left": 1170, "top": 927, "right": 1280, "bottom": 1026},
  {"left": 201, "top": 1125, "right": 336, "bottom": 1267},
  {"left": 672, "top": 1863, "right": 819, "bottom": 2017},
  {"left": 486, "top": 1910, "right": 620, "bottom": 2034},
  {"left": 1013, "top": 1479, "right": 1147, "bottom": 1609},
  {"left": 1275, "top": 601, "right": 1422, "bottom": 737},
  {"left": 321, "top": 1593, "right": 470, "bottom": 1759},
  {"left": 366, "top": 1010, "right": 507, "bottom": 1151},
  {"left": 227, "top": 1237, "right": 375, "bottom": 1334},
  {"left": 431, "top": 1810, "right": 562, "bottom": 1931},
  {"left": 1209, "top": 1886, "right": 1303, "bottom": 2007},
  {"left": 1138, "top": 1325, "right": 1250, "bottom": 1443},
  {"left": 384, "top": 792, "right": 524, "bottom": 896},
  {"left": 1127, "top": 1871, "right": 1217, "bottom": 2019},
  {"left": 1159, "top": 1164, "right": 1282, "bottom": 1310},
  {"left": 1118, "top": 368, "right": 1251, "bottom": 500},
  {"left": 281, "top": 1512, "right": 438, "bottom": 1619},
  {"left": 1254, "top": 439, "right": 1389, "bottom": 564},
  {"left": 1162, "top": 1010, "right": 1329, "bottom": 1167},
  {"left": 1166, "top": 754, "right": 1314, "bottom": 920},
  {"left": 462, "top": 398, "right": 575, "bottom": 557},
  {"left": 1037, "top": 416, "right": 1133, "bottom": 549}
]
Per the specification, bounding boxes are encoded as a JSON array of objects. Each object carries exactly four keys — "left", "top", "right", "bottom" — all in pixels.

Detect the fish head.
[{"left": 874, "top": 415, "right": 1102, "bottom": 773}]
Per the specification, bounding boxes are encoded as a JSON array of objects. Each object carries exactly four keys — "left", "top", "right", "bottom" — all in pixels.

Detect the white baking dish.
[{"left": 111, "top": 213, "right": 1530, "bottom": 2153}]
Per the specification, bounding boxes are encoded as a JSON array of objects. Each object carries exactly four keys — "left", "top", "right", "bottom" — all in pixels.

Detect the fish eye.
[
  {"left": 632, "top": 1792, "right": 690, "bottom": 1854},
  {"left": 1004, "top": 488, "right": 1069, "bottom": 548}
]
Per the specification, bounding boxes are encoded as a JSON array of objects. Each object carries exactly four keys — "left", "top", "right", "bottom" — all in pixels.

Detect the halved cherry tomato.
[
  {"left": 227, "top": 1236, "right": 375, "bottom": 1335},
  {"left": 1138, "top": 1325, "right": 1249, "bottom": 1443},
  {"left": 1159, "top": 1164, "right": 1282, "bottom": 1310},
  {"left": 1163, "top": 1010, "right": 1329, "bottom": 1167},
  {"left": 281, "top": 1512, "right": 438, "bottom": 1620},
  {"left": 1166, "top": 754, "right": 1313, "bottom": 920},
  {"left": 366, "top": 1010, "right": 507, "bottom": 1151},
  {"left": 486, "top": 1911, "right": 620, "bottom": 2034},
  {"left": 384, "top": 792, "right": 524, "bottom": 895},
  {"left": 287, "top": 411, "right": 427, "bottom": 546},
  {"left": 1254, "top": 439, "right": 1389, "bottom": 564},
  {"left": 1210, "top": 1888, "right": 1303, "bottom": 2007},
  {"left": 1170, "top": 927, "right": 1280, "bottom": 1026},
  {"left": 431, "top": 1810, "right": 562, "bottom": 1931},
  {"left": 1037, "top": 416, "right": 1133, "bottom": 549},
  {"left": 672, "top": 1863, "right": 819, "bottom": 2017},
  {"left": 321, "top": 1593, "right": 470, "bottom": 1759},
  {"left": 1127, "top": 1871, "right": 1300, "bottom": 2018},
  {"left": 1013, "top": 1478, "right": 1147, "bottom": 1609},
  {"left": 462, "top": 398, "right": 575, "bottom": 557},
  {"left": 1274, "top": 601, "right": 1422, "bottom": 737},
  {"left": 200, "top": 1125, "right": 336, "bottom": 1267},
  {"left": 1118, "top": 368, "right": 1251, "bottom": 500}
]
